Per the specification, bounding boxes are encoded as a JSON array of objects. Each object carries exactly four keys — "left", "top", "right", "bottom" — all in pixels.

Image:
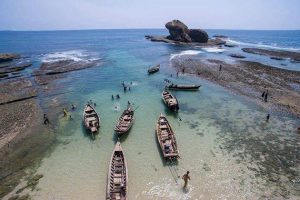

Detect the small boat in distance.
[
  {"left": 156, "top": 114, "right": 179, "bottom": 160},
  {"left": 162, "top": 90, "right": 179, "bottom": 112},
  {"left": 148, "top": 64, "right": 160, "bottom": 74},
  {"left": 106, "top": 142, "right": 128, "bottom": 200},
  {"left": 83, "top": 104, "right": 100, "bottom": 134},
  {"left": 166, "top": 83, "right": 201, "bottom": 91},
  {"left": 114, "top": 105, "right": 134, "bottom": 136}
]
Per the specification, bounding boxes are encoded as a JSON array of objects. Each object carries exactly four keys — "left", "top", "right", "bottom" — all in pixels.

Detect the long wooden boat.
[
  {"left": 165, "top": 83, "right": 201, "bottom": 91},
  {"left": 114, "top": 106, "right": 134, "bottom": 135},
  {"left": 148, "top": 64, "right": 160, "bottom": 74},
  {"left": 106, "top": 142, "right": 128, "bottom": 200},
  {"left": 162, "top": 90, "right": 179, "bottom": 112},
  {"left": 82, "top": 104, "right": 100, "bottom": 133},
  {"left": 156, "top": 114, "right": 179, "bottom": 160}
]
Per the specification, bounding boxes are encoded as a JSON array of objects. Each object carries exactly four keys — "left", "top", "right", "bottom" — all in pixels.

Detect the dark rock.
[
  {"left": 229, "top": 54, "right": 246, "bottom": 59},
  {"left": 213, "top": 35, "right": 228, "bottom": 39},
  {"left": 270, "top": 57, "right": 284, "bottom": 60},
  {"left": 224, "top": 43, "right": 237, "bottom": 48},
  {"left": 0, "top": 63, "right": 32, "bottom": 75},
  {"left": 188, "top": 29, "right": 208, "bottom": 43},
  {"left": 0, "top": 54, "right": 20, "bottom": 63}
]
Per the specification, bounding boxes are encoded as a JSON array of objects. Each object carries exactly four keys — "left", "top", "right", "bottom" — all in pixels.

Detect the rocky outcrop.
[
  {"left": 159, "top": 19, "right": 209, "bottom": 43},
  {"left": 229, "top": 54, "right": 246, "bottom": 59},
  {"left": 34, "top": 59, "right": 99, "bottom": 85},
  {"left": 165, "top": 20, "right": 191, "bottom": 42},
  {"left": 145, "top": 20, "right": 224, "bottom": 45},
  {"left": 188, "top": 29, "right": 208, "bottom": 43},
  {"left": 0, "top": 53, "right": 20, "bottom": 63}
]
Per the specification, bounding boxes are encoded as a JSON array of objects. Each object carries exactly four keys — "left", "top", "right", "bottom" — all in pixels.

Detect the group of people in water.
[{"left": 122, "top": 81, "right": 133, "bottom": 92}]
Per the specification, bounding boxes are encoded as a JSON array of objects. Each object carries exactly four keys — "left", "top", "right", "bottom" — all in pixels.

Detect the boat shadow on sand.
[
  {"left": 112, "top": 129, "right": 131, "bottom": 143},
  {"left": 154, "top": 130, "right": 180, "bottom": 183},
  {"left": 81, "top": 124, "right": 98, "bottom": 141}
]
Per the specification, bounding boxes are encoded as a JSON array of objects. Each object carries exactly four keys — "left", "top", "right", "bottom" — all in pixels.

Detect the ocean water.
[{"left": 1, "top": 29, "right": 300, "bottom": 199}]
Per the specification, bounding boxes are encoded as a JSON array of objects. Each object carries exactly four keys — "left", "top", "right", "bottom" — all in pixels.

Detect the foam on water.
[
  {"left": 41, "top": 50, "right": 100, "bottom": 63},
  {"left": 170, "top": 50, "right": 203, "bottom": 60},
  {"left": 226, "top": 38, "right": 300, "bottom": 51},
  {"left": 202, "top": 47, "right": 226, "bottom": 53}
]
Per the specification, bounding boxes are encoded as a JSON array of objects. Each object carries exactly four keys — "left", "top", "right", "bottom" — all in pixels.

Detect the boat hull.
[{"left": 106, "top": 142, "right": 128, "bottom": 200}]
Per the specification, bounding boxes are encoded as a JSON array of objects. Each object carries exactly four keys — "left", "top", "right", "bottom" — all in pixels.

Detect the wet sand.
[{"left": 171, "top": 57, "right": 300, "bottom": 118}]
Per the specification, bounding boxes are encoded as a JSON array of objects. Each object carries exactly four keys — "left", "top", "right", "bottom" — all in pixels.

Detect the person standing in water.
[
  {"left": 266, "top": 114, "right": 270, "bottom": 122},
  {"left": 182, "top": 171, "right": 191, "bottom": 188},
  {"left": 219, "top": 64, "right": 222, "bottom": 71},
  {"left": 264, "top": 90, "right": 269, "bottom": 102}
]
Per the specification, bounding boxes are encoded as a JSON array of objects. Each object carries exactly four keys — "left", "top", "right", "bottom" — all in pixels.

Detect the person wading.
[
  {"left": 182, "top": 171, "right": 191, "bottom": 188},
  {"left": 43, "top": 114, "right": 49, "bottom": 124},
  {"left": 266, "top": 114, "right": 270, "bottom": 122},
  {"left": 264, "top": 90, "right": 269, "bottom": 102}
]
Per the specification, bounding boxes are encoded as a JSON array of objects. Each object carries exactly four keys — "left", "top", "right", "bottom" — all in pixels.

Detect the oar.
[
  {"left": 170, "top": 158, "right": 180, "bottom": 178},
  {"left": 133, "top": 105, "right": 141, "bottom": 112},
  {"left": 168, "top": 158, "right": 180, "bottom": 184}
]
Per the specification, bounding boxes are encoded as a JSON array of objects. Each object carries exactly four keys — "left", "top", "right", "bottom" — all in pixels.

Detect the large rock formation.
[
  {"left": 188, "top": 29, "right": 209, "bottom": 43},
  {"left": 165, "top": 20, "right": 191, "bottom": 42},
  {"left": 165, "top": 20, "right": 208, "bottom": 43}
]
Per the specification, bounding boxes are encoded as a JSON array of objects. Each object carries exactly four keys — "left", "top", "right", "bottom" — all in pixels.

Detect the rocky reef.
[
  {"left": 171, "top": 56, "right": 300, "bottom": 117},
  {"left": 0, "top": 54, "right": 20, "bottom": 63},
  {"left": 145, "top": 19, "right": 224, "bottom": 46},
  {"left": 242, "top": 48, "right": 300, "bottom": 62}
]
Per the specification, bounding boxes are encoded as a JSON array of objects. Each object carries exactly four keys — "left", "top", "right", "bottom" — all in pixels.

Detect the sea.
[{"left": 1, "top": 29, "right": 300, "bottom": 199}]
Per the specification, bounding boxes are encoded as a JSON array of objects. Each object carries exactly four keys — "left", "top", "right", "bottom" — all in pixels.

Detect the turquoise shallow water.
[{"left": 1, "top": 30, "right": 300, "bottom": 199}]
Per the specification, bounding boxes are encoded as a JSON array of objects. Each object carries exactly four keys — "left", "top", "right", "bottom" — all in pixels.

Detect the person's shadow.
[{"left": 182, "top": 186, "right": 189, "bottom": 194}]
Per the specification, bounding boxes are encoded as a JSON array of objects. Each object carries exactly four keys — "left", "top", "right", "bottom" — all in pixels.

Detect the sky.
[{"left": 0, "top": 0, "right": 299, "bottom": 31}]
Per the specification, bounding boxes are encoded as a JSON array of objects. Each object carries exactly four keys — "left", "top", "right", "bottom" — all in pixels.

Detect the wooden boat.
[
  {"left": 83, "top": 104, "right": 100, "bottom": 133},
  {"left": 106, "top": 142, "right": 128, "bottom": 200},
  {"left": 148, "top": 64, "right": 160, "bottom": 74},
  {"left": 166, "top": 83, "right": 201, "bottom": 91},
  {"left": 156, "top": 114, "right": 179, "bottom": 160},
  {"left": 162, "top": 90, "right": 179, "bottom": 112},
  {"left": 114, "top": 106, "right": 134, "bottom": 135}
]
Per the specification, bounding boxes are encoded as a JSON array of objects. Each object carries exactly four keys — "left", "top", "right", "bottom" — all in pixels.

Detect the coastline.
[{"left": 0, "top": 29, "right": 300, "bottom": 199}]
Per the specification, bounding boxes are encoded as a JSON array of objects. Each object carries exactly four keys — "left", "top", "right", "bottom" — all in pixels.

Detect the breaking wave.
[
  {"left": 202, "top": 47, "right": 226, "bottom": 53},
  {"left": 170, "top": 50, "right": 203, "bottom": 60},
  {"left": 226, "top": 39, "right": 300, "bottom": 52},
  {"left": 41, "top": 50, "right": 100, "bottom": 63}
]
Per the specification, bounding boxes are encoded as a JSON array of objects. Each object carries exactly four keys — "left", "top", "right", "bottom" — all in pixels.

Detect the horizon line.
[{"left": 1, "top": 28, "right": 300, "bottom": 32}]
